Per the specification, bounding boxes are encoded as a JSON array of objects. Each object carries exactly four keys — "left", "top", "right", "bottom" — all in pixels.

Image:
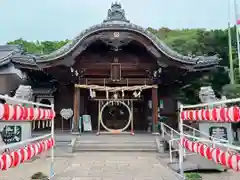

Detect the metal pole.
[
  {"left": 178, "top": 104, "right": 184, "bottom": 178},
  {"left": 229, "top": 0, "right": 235, "bottom": 84},
  {"left": 50, "top": 103, "right": 55, "bottom": 178},
  {"left": 234, "top": 0, "right": 240, "bottom": 75}
]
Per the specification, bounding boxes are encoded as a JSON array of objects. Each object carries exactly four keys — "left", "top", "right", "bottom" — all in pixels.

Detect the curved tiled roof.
[
  {"left": 0, "top": 45, "right": 24, "bottom": 66},
  {"left": 1, "top": 3, "right": 220, "bottom": 68}
]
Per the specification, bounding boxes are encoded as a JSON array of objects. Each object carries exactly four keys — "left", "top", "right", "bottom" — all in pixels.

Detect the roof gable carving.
[{"left": 103, "top": 2, "right": 130, "bottom": 23}]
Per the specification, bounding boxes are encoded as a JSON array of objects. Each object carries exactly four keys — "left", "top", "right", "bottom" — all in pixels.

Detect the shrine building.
[{"left": 0, "top": 3, "right": 219, "bottom": 134}]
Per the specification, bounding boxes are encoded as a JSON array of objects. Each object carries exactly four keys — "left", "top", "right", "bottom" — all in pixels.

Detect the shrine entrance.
[
  {"left": 98, "top": 99, "right": 133, "bottom": 135},
  {"left": 73, "top": 84, "right": 158, "bottom": 135}
]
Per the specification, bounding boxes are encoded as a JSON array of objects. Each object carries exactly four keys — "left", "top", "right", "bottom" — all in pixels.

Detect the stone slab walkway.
[
  {"left": 0, "top": 152, "right": 180, "bottom": 180},
  {"left": 200, "top": 170, "right": 240, "bottom": 180}
]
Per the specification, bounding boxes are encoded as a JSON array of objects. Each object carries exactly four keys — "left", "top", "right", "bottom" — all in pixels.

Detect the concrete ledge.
[
  {"left": 71, "top": 131, "right": 81, "bottom": 135},
  {"left": 155, "top": 136, "right": 164, "bottom": 153},
  {"left": 69, "top": 136, "right": 78, "bottom": 153}
]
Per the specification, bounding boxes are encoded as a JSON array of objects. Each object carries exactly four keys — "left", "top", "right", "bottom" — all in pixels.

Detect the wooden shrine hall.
[{"left": 0, "top": 3, "right": 219, "bottom": 133}]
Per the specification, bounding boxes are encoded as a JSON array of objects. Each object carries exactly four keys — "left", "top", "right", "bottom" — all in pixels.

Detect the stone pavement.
[
  {"left": 200, "top": 170, "right": 240, "bottom": 180},
  {"left": 0, "top": 152, "right": 180, "bottom": 180}
]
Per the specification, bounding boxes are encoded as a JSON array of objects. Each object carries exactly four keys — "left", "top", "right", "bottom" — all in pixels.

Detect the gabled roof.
[{"left": 0, "top": 3, "right": 220, "bottom": 70}]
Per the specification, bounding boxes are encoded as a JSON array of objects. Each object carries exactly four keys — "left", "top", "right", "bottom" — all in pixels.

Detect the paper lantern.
[
  {"left": 19, "top": 148, "right": 27, "bottom": 163},
  {"left": 21, "top": 107, "right": 28, "bottom": 120},
  {"left": 11, "top": 151, "right": 21, "bottom": 167},
  {"left": 39, "top": 109, "right": 44, "bottom": 120},
  {"left": 180, "top": 111, "right": 185, "bottom": 120},
  {"left": 43, "top": 109, "right": 47, "bottom": 120},
  {"left": 0, "top": 153, "right": 13, "bottom": 170},
  {"left": 211, "top": 108, "right": 218, "bottom": 121},
  {"left": 220, "top": 108, "right": 227, "bottom": 122},
  {"left": 205, "top": 109, "right": 210, "bottom": 120},
  {"left": 35, "top": 108, "right": 41, "bottom": 120},
  {"left": 28, "top": 107, "right": 34, "bottom": 120},
  {"left": 0, "top": 103, "right": 4, "bottom": 119},
  {"left": 189, "top": 110, "right": 193, "bottom": 120},
  {"left": 2, "top": 104, "right": 14, "bottom": 120},
  {"left": 227, "top": 106, "right": 240, "bottom": 122},
  {"left": 13, "top": 105, "right": 23, "bottom": 120}
]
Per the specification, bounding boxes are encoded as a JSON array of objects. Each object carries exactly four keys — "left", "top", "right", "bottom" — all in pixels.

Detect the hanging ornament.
[
  {"left": 122, "top": 90, "right": 124, "bottom": 98},
  {"left": 136, "top": 89, "right": 142, "bottom": 98},
  {"left": 38, "top": 121, "right": 41, "bottom": 129},
  {"left": 42, "top": 121, "right": 45, "bottom": 128},
  {"left": 32, "top": 121, "right": 35, "bottom": 130},
  {"left": 133, "top": 91, "right": 137, "bottom": 98},
  {"left": 92, "top": 90, "right": 96, "bottom": 98},
  {"left": 89, "top": 89, "right": 93, "bottom": 98},
  {"left": 113, "top": 93, "right": 118, "bottom": 100}
]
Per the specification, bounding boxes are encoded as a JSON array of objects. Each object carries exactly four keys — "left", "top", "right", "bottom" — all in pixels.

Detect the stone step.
[
  {"left": 75, "top": 148, "right": 157, "bottom": 152},
  {"left": 76, "top": 140, "right": 156, "bottom": 144},
  {"left": 74, "top": 141, "right": 157, "bottom": 152},
  {"left": 75, "top": 143, "right": 156, "bottom": 148}
]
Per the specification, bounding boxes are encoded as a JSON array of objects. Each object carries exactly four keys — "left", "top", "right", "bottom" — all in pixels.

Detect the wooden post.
[
  {"left": 72, "top": 86, "right": 80, "bottom": 133},
  {"left": 131, "top": 100, "right": 134, "bottom": 135},
  {"left": 96, "top": 100, "right": 101, "bottom": 135},
  {"left": 152, "top": 86, "right": 158, "bottom": 133}
]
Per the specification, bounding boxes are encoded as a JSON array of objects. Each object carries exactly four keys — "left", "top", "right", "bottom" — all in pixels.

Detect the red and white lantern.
[
  {"left": 27, "top": 107, "right": 34, "bottom": 120},
  {"left": 181, "top": 138, "right": 240, "bottom": 171},
  {"left": 0, "top": 153, "right": 13, "bottom": 170},
  {"left": 0, "top": 137, "right": 55, "bottom": 171},
  {"left": 181, "top": 106, "right": 240, "bottom": 122},
  {"left": 1, "top": 104, "right": 15, "bottom": 120},
  {"left": 13, "top": 105, "right": 23, "bottom": 120}
]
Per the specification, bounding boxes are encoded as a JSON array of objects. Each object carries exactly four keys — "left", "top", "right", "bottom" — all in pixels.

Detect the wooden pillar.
[
  {"left": 72, "top": 86, "right": 80, "bottom": 133},
  {"left": 152, "top": 86, "right": 158, "bottom": 133}
]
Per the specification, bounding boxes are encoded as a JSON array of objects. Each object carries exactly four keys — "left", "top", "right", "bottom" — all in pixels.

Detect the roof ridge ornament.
[{"left": 103, "top": 2, "right": 130, "bottom": 23}]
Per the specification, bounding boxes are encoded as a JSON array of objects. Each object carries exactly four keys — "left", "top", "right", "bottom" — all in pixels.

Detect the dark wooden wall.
[
  {"left": 54, "top": 84, "right": 73, "bottom": 129},
  {"left": 73, "top": 41, "right": 156, "bottom": 80}
]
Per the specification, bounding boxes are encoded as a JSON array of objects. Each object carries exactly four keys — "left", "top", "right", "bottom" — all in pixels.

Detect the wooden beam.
[
  {"left": 72, "top": 87, "right": 80, "bottom": 133},
  {"left": 79, "top": 63, "right": 153, "bottom": 70},
  {"left": 152, "top": 86, "right": 158, "bottom": 133},
  {"left": 79, "top": 78, "right": 153, "bottom": 85}
]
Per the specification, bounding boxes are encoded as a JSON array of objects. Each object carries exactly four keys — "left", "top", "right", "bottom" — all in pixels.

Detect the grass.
[{"left": 184, "top": 172, "right": 202, "bottom": 180}]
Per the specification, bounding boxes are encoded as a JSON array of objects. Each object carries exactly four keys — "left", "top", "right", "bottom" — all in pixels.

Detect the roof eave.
[{"left": 29, "top": 23, "right": 217, "bottom": 66}]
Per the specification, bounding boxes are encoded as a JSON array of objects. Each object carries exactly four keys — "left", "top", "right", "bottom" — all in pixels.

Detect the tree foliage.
[
  {"left": 148, "top": 27, "right": 240, "bottom": 101},
  {"left": 7, "top": 27, "right": 240, "bottom": 102},
  {"left": 7, "top": 38, "right": 70, "bottom": 55}
]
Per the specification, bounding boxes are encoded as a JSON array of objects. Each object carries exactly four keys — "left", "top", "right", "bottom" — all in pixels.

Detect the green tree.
[{"left": 7, "top": 39, "right": 70, "bottom": 55}]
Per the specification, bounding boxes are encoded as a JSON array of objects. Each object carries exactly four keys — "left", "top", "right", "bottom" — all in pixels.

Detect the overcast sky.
[{"left": 0, "top": 0, "right": 239, "bottom": 44}]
